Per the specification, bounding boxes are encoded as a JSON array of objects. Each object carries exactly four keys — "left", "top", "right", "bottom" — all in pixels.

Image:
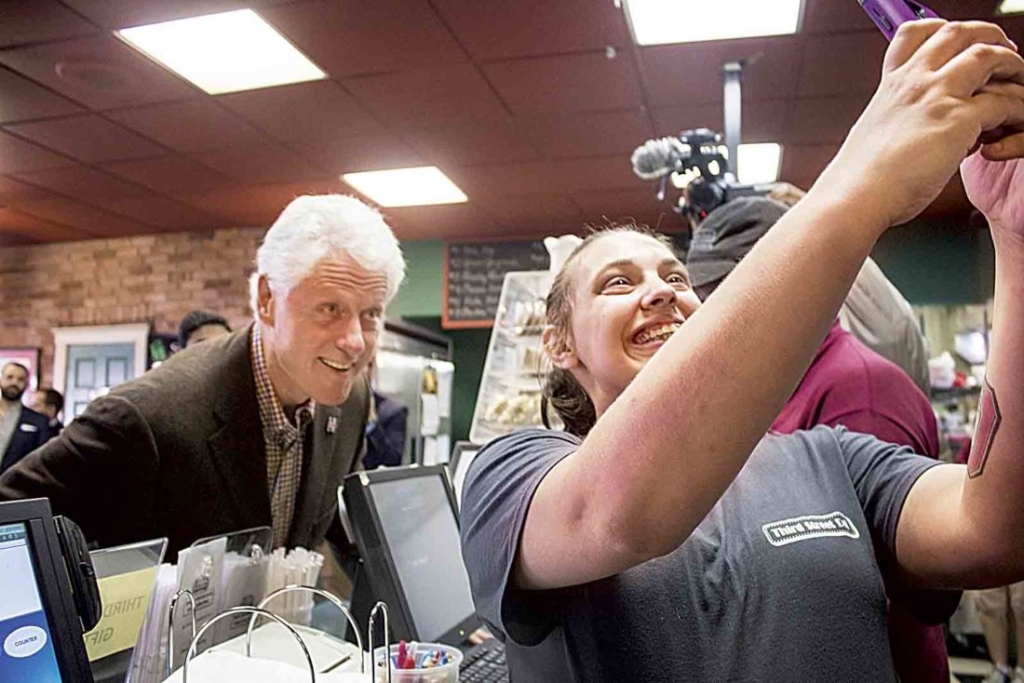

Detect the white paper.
[
  {"left": 422, "top": 436, "right": 439, "bottom": 465},
  {"left": 420, "top": 394, "right": 440, "bottom": 436},
  {"left": 160, "top": 649, "right": 371, "bottom": 683},
  {"left": 434, "top": 362, "right": 453, "bottom": 419},
  {"left": 434, "top": 434, "right": 451, "bottom": 465},
  {"left": 214, "top": 552, "right": 269, "bottom": 644},
  {"left": 172, "top": 537, "right": 227, "bottom": 670}
]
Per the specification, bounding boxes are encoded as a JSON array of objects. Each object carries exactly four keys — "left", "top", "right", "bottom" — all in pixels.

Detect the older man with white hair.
[{"left": 0, "top": 195, "right": 406, "bottom": 554}]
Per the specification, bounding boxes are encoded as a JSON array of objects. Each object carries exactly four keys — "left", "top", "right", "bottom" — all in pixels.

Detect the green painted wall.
[
  {"left": 872, "top": 221, "right": 994, "bottom": 305},
  {"left": 388, "top": 240, "right": 444, "bottom": 318}
]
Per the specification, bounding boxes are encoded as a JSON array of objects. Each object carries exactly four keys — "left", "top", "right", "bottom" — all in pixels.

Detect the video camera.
[{"left": 630, "top": 128, "right": 771, "bottom": 222}]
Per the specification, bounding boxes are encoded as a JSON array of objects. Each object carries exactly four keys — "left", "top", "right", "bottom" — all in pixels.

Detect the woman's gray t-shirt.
[{"left": 459, "top": 425, "right": 957, "bottom": 682}]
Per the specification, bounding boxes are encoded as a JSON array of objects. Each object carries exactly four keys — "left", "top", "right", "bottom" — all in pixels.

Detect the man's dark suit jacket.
[
  {"left": 0, "top": 406, "right": 53, "bottom": 473},
  {"left": 0, "top": 325, "right": 369, "bottom": 554}
]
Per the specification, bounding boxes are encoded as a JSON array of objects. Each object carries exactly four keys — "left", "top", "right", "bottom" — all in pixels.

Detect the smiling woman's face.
[{"left": 559, "top": 231, "right": 701, "bottom": 414}]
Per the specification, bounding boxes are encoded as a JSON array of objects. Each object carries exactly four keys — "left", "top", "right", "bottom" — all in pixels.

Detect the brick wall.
[{"left": 0, "top": 227, "right": 266, "bottom": 387}]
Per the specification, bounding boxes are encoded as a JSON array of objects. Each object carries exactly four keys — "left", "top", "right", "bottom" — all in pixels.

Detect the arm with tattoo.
[{"left": 895, "top": 152, "right": 1024, "bottom": 587}]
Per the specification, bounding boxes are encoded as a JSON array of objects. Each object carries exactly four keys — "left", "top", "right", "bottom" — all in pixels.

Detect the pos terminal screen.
[
  {"left": 0, "top": 522, "right": 64, "bottom": 683},
  {"left": 368, "top": 475, "right": 477, "bottom": 642}
]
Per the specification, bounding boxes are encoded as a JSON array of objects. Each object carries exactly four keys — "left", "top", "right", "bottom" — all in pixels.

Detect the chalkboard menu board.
[{"left": 443, "top": 240, "right": 550, "bottom": 328}]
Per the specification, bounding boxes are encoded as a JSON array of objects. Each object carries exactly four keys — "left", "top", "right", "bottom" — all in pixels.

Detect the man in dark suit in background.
[
  {"left": 0, "top": 362, "right": 53, "bottom": 474},
  {"left": 31, "top": 387, "right": 64, "bottom": 435},
  {"left": 0, "top": 195, "right": 406, "bottom": 554}
]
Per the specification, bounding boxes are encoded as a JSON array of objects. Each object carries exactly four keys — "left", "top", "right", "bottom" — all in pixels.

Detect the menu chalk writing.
[{"left": 444, "top": 241, "right": 549, "bottom": 328}]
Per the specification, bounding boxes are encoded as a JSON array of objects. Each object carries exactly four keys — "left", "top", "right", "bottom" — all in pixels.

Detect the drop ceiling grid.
[{"left": 0, "top": 0, "right": 1016, "bottom": 243}]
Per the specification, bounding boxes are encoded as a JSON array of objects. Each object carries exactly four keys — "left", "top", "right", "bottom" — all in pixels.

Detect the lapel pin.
[{"left": 326, "top": 416, "right": 338, "bottom": 434}]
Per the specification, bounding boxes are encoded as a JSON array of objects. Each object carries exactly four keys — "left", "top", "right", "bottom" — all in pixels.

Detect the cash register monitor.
[
  {"left": 0, "top": 498, "right": 93, "bottom": 682},
  {"left": 342, "top": 466, "right": 481, "bottom": 645}
]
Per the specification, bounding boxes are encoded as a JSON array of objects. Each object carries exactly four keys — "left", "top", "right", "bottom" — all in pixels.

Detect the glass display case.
[{"left": 469, "top": 271, "right": 554, "bottom": 444}]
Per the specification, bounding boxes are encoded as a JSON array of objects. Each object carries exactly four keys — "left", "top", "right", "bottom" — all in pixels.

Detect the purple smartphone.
[{"left": 858, "top": 0, "right": 940, "bottom": 41}]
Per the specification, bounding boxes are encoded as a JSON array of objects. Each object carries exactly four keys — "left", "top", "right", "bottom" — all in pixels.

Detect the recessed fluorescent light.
[
  {"left": 624, "top": 0, "right": 804, "bottom": 45},
  {"left": 737, "top": 143, "right": 782, "bottom": 184},
  {"left": 116, "top": 9, "right": 325, "bottom": 95},
  {"left": 342, "top": 167, "right": 469, "bottom": 208},
  {"left": 997, "top": 0, "right": 1024, "bottom": 14}
]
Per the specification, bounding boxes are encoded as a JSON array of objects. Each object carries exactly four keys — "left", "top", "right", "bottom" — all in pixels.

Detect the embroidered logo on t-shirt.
[{"left": 762, "top": 512, "right": 861, "bottom": 547}]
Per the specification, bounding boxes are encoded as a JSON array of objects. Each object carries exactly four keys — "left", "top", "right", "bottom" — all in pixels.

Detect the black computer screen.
[
  {"left": 367, "top": 474, "right": 477, "bottom": 642},
  {"left": 0, "top": 522, "right": 65, "bottom": 683}
]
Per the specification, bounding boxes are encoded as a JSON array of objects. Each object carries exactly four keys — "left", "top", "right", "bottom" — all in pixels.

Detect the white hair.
[{"left": 248, "top": 195, "right": 405, "bottom": 315}]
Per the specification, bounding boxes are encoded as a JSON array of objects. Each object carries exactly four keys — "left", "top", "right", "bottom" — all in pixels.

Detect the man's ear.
[
  {"left": 256, "top": 275, "right": 276, "bottom": 325},
  {"left": 542, "top": 326, "right": 578, "bottom": 370}
]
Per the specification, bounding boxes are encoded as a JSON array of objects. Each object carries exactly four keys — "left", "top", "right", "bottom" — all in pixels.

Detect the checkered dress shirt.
[{"left": 251, "top": 326, "right": 315, "bottom": 548}]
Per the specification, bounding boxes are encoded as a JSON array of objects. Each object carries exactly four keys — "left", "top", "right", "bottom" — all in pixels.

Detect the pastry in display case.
[{"left": 469, "top": 271, "right": 554, "bottom": 444}]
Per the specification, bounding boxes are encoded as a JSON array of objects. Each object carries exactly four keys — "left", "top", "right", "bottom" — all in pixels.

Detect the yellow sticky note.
[{"left": 83, "top": 567, "right": 158, "bottom": 662}]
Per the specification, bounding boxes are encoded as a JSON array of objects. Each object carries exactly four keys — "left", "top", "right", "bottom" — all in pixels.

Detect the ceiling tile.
[
  {"left": 217, "top": 80, "right": 384, "bottom": 142},
  {"left": 382, "top": 203, "right": 499, "bottom": 241},
  {"left": 433, "top": 0, "right": 631, "bottom": 61},
  {"left": 345, "top": 64, "right": 508, "bottom": 128},
  {"left": 0, "top": 35, "right": 198, "bottom": 110},
  {"left": 0, "top": 131, "right": 75, "bottom": 173},
  {"left": 652, "top": 100, "right": 788, "bottom": 142},
  {"left": 779, "top": 143, "right": 840, "bottom": 187},
  {"left": 920, "top": 175, "right": 970, "bottom": 220},
  {"left": 0, "top": 208, "right": 91, "bottom": 242},
  {"left": 13, "top": 166, "right": 150, "bottom": 202},
  {"left": 929, "top": 0, "right": 1003, "bottom": 21},
  {"left": 6, "top": 115, "right": 166, "bottom": 163},
  {"left": 797, "top": 32, "right": 886, "bottom": 98},
  {"left": 484, "top": 52, "right": 642, "bottom": 115},
  {"left": 260, "top": 0, "right": 467, "bottom": 77},
  {"left": 570, "top": 188, "right": 684, "bottom": 232},
  {"left": 0, "top": 67, "right": 85, "bottom": 124},
  {"left": 641, "top": 37, "right": 801, "bottom": 107},
  {"left": 108, "top": 100, "right": 267, "bottom": 152},
  {"left": 191, "top": 144, "right": 329, "bottom": 184},
  {"left": 103, "top": 195, "right": 221, "bottom": 229},
  {"left": 294, "top": 134, "right": 423, "bottom": 174},
  {"left": 800, "top": 0, "right": 877, "bottom": 34},
  {"left": 787, "top": 95, "right": 871, "bottom": 144},
  {"left": 104, "top": 156, "right": 233, "bottom": 195},
  {"left": 0, "top": 232, "right": 38, "bottom": 247},
  {"left": 996, "top": 15, "right": 1024, "bottom": 45},
  {"left": 180, "top": 181, "right": 344, "bottom": 226},
  {"left": 408, "top": 119, "right": 541, "bottom": 167},
  {"left": 0, "top": 0, "right": 99, "bottom": 48},
  {"left": 61, "top": 0, "right": 293, "bottom": 29},
  {"left": 0, "top": 175, "right": 59, "bottom": 204},
  {"left": 475, "top": 193, "right": 584, "bottom": 234},
  {"left": 554, "top": 156, "right": 648, "bottom": 193},
  {"left": 519, "top": 110, "right": 653, "bottom": 160},
  {"left": 11, "top": 196, "right": 152, "bottom": 236},
  {"left": 444, "top": 161, "right": 565, "bottom": 198}
]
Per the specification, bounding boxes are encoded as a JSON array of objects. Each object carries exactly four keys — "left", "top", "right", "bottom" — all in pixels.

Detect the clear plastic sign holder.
[
  {"left": 189, "top": 526, "right": 272, "bottom": 557},
  {"left": 86, "top": 537, "right": 168, "bottom": 683}
]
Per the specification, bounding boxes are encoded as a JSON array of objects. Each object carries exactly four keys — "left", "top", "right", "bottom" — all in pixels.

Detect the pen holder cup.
[{"left": 374, "top": 643, "right": 462, "bottom": 683}]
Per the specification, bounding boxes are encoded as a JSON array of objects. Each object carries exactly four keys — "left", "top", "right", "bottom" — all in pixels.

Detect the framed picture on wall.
[{"left": 0, "top": 347, "right": 41, "bottom": 404}]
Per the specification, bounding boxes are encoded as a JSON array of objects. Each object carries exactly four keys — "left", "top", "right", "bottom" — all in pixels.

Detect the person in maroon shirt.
[{"left": 686, "top": 196, "right": 950, "bottom": 683}]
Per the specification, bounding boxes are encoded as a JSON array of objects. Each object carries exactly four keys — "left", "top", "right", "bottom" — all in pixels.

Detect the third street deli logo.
[{"left": 761, "top": 511, "right": 861, "bottom": 547}]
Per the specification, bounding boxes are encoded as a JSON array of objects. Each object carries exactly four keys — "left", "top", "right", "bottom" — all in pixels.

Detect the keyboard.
[{"left": 460, "top": 638, "right": 509, "bottom": 683}]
